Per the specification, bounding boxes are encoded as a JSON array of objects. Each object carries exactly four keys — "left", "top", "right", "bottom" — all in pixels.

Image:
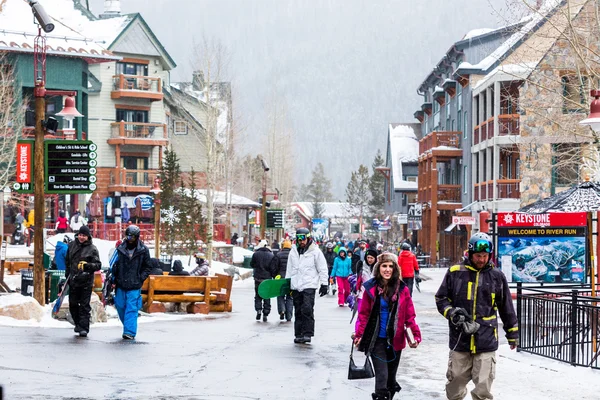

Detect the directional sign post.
[
  {"left": 266, "top": 209, "right": 284, "bottom": 229},
  {"left": 45, "top": 140, "right": 98, "bottom": 194}
]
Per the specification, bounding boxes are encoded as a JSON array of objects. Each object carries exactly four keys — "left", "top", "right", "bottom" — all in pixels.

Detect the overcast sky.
[{"left": 88, "top": 0, "right": 511, "bottom": 197}]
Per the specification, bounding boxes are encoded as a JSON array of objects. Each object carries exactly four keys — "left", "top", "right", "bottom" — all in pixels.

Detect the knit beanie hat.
[{"left": 282, "top": 239, "right": 292, "bottom": 249}]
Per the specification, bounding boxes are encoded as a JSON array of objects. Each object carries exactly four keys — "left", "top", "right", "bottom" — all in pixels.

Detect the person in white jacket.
[{"left": 285, "top": 228, "right": 328, "bottom": 344}]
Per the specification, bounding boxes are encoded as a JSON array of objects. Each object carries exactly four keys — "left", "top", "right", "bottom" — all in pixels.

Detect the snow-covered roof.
[
  {"left": 463, "top": 28, "right": 495, "bottom": 40},
  {"left": 466, "top": 0, "right": 562, "bottom": 72},
  {"left": 388, "top": 123, "right": 419, "bottom": 191},
  {"left": 0, "top": 0, "right": 118, "bottom": 62},
  {"left": 181, "top": 189, "right": 260, "bottom": 208},
  {"left": 290, "top": 202, "right": 359, "bottom": 224},
  {"left": 78, "top": 15, "right": 133, "bottom": 47},
  {"left": 473, "top": 62, "right": 539, "bottom": 92},
  {"left": 170, "top": 81, "right": 231, "bottom": 144}
]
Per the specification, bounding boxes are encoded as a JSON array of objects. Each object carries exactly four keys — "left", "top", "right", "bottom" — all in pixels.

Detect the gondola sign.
[{"left": 45, "top": 140, "right": 98, "bottom": 194}]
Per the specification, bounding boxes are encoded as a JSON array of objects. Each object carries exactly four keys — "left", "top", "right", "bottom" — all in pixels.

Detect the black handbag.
[{"left": 348, "top": 342, "right": 374, "bottom": 380}]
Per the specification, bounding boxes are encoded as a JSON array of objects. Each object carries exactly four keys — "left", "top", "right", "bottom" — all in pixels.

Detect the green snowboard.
[{"left": 258, "top": 278, "right": 291, "bottom": 299}]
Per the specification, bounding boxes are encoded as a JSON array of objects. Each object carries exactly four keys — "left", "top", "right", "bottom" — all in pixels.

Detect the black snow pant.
[
  {"left": 371, "top": 337, "right": 402, "bottom": 394},
  {"left": 292, "top": 289, "right": 316, "bottom": 338},
  {"left": 404, "top": 277, "right": 414, "bottom": 296},
  {"left": 277, "top": 294, "right": 293, "bottom": 321},
  {"left": 69, "top": 283, "right": 93, "bottom": 332},
  {"left": 254, "top": 280, "right": 271, "bottom": 315}
]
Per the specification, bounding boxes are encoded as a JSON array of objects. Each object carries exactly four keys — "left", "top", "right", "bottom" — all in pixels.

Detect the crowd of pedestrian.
[{"left": 248, "top": 228, "right": 518, "bottom": 400}]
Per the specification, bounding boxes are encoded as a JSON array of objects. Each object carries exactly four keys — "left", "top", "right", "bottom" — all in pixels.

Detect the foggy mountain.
[{"left": 88, "top": 0, "right": 509, "bottom": 198}]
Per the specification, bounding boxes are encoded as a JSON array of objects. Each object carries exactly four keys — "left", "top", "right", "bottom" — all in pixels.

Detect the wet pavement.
[{"left": 0, "top": 272, "right": 560, "bottom": 400}]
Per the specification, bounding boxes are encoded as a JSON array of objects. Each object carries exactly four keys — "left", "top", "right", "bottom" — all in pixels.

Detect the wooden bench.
[
  {"left": 141, "top": 273, "right": 233, "bottom": 314},
  {"left": 210, "top": 273, "right": 233, "bottom": 312},
  {"left": 7, "top": 261, "right": 31, "bottom": 275}
]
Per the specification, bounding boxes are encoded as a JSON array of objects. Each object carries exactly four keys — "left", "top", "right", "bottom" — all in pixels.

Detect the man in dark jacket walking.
[
  {"left": 65, "top": 225, "right": 101, "bottom": 337},
  {"left": 251, "top": 240, "right": 275, "bottom": 322},
  {"left": 435, "top": 232, "right": 518, "bottom": 400},
  {"left": 112, "top": 225, "right": 153, "bottom": 340},
  {"left": 324, "top": 242, "right": 337, "bottom": 294},
  {"left": 270, "top": 239, "right": 293, "bottom": 321}
]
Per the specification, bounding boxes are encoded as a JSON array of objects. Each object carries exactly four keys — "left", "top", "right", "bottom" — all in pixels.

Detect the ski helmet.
[
  {"left": 125, "top": 225, "right": 141, "bottom": 240},
  {"left": 295, "top": 227, "right": 310, "bottom": 239},
  {"left": 468, "top": 232, "right": 493, "bottom": 255},
  {"left": 401, "top": 243, "right": 411, "bottom": 251}
]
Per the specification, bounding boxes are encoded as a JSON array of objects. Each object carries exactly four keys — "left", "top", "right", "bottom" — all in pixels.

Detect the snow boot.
[
  {"left": 256, "top": 312, "right": 261, "bottom": 321},
  {"left": 122, "top": 334, "right": 135, "bottom": 340},
  {"left": 280, "top": 312, "right": 285, "bottom": 321},
  {"left": 371, "top": 390, "right": 390, "bottom": 400},
  {"left": 263, "top": 314, "right": 268, "bottom": 322},
  {"left": 79, "top": 330, "right": 88, "bottom": 338},
  {"left": 74, "top": 326, "right": 82, "bottom": 334},
  {"left": 388, "top": 382, "right": 401, "bottom": 400}
]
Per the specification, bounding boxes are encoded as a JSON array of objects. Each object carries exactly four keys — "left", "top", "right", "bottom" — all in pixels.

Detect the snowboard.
[
  {"left": 102, "top": 248, "right": 119, "bottom": 306},
  {"left": 258, "top": 278, "right": 291, "bottom": 299},
  {"left": 52, "top": 275, "right": 71, "bottom": 319}
]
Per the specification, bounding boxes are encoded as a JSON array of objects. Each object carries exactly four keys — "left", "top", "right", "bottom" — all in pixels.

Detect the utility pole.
[{"left": 32, "top": 79, "right": 45, "bottom": 304}]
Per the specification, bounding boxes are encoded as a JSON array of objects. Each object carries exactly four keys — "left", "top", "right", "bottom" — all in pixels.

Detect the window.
[
  {"left": 116, "top": 62, "right": 148, "bottom": 76},
  {"left": 463, "top": 111, "right": 468, "bottom": 139},
  {"left": 463, "top": 165, "right": 468, "bottom": 194},
  {"left": 433, "top": 101, "right": 440, "bottom": 131},
  {"left": 457, "top": 84, "right": 462, "bottom": 111},
  {"left": 516, "top": 159, "right": 521, "bottom": 179},
  {"left": 174, "top": 120, "right": 188, "bottom": 135},
  {"left": 116, "top": 109, "right": 148, "bottom": 123},
  {"left": 562, "top": 75, "right": 588, "bottom": 113},
  {"left": 553, "top": 143, "right": 580, "bottom": 186},
  {"left": 457, "top": 112, "right": 462, "bottom": 133}
]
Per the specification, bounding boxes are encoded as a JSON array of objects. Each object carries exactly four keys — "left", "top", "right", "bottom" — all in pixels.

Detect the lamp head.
[
  {"left": 56, "top": 96, "right": 84, "bottom": 122},
  {"left": 580, "top": 90, "right": 600, "bottom": 133}
]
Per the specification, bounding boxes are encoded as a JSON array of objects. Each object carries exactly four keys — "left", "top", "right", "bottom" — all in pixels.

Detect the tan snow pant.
[{"left": 445, "top": 351, "right": 496, "bottom": 400}]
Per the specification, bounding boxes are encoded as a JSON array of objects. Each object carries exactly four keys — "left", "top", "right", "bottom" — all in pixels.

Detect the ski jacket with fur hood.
[{"left": 286, "top": 240, "right": 328, "bottom": 291}]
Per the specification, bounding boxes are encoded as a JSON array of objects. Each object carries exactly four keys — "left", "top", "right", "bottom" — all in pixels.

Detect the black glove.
[
  {"left": 448, "top": 307, "right": 470, "bottom": 322},
  {"left": 319, "top": 284, "right": 328, "bottom": 297}
]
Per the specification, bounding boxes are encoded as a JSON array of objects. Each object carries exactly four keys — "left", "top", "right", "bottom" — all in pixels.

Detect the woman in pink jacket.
[{"left": 353, "top": 252, "right": 421, "bottom": 400}]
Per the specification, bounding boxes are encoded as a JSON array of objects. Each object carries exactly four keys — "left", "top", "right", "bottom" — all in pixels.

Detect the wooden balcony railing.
[
  {"left": 111, "top": 122, "right": 167, "bottom": 139},
  {"left": 110, "top": 168, "right": 155, "bottom": 187},
  {"left": 438, "top": 185, "right": 461, "bottom": 202},
  {"left": 497, "top": 179, "right": 520, "bottom": 199},
  {"left": 419, "top": 131, "right": 460, "bottom": 154},
  {"left": 473, "top": 125, "right": 480, "bottom": 145},
  {"left": 498, "top": 114, "right": 520, "bottom": 136},
  {"left": 111, "top": 75, "right": 163, "bottom": 101}
]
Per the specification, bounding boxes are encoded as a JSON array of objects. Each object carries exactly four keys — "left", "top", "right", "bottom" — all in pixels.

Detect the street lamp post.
[{"left": 150, "top": 176, "right": 163, "bottom": 259}]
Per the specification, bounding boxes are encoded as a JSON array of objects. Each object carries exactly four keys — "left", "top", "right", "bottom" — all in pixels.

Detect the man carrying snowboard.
[{"left": 286, "top": 228, "right": 328, "bottom": 344}]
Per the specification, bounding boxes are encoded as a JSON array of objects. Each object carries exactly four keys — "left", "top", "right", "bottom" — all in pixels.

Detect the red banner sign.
[
  {"left": 16, "top": 142, "right": 32, "bottom": 183},
  {"left": 497, "top": 212, "right": 587, "bottom": 227}
]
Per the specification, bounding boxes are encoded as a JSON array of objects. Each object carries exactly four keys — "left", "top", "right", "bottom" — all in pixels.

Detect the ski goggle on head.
[
  {"left": 471, "top": 240, "right": 492, "bottom": 253},
  {"left": 296, "top": 234, "right": 309, "bottom": 241}
]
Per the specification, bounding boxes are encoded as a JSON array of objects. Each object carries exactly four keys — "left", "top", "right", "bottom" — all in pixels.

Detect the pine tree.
[
  {"left": 183, "top": 168, "right": 206, "bottom": 260},
  {"left": 345, "top": 164, "right": 371, "bottom": 234},
  {"left": 368, "top": 150, "right": 386, "bottom": 218},
  {"left": 159, "top": 146, "right": 182, "bottom": 213},
  {"left": 159, "top": 147, "right": 183, "bottom": 256},
  {"left": 305, "top": 163, "right": 333, "bottom": 219}
]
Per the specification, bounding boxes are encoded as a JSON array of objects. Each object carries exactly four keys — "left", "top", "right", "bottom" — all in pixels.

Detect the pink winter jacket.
[{"left": 355, "top": 279, "right": 421, "bottom": 352}]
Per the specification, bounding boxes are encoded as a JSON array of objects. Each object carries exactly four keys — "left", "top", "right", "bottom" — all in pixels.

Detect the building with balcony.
[
  {"left": 79, "top": 2, "right": 176, "bottom": 221},
  {"left": 414, "top": 25, "right": 519, "bottom": 266},
  {"left": 0, "top": 0, "right": 118, "bottom": 223}
]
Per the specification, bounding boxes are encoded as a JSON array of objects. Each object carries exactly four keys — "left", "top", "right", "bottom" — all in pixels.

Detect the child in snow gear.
[
  {"left": 65, "top": 225, "right": 102, "bottom": 337},
  {"left": 286, "top": 228, "right": 328, "bottom": 343},
  {"left": 112, "top": 225, "right": 153, "bottom": 340},
  {"left": 354, "top": 252, "right": 421, "bottom": 400},
  {"left": 251, "top": 240, "right": 275, "bottom": 322},
  {"left": 397, "top": 242, "right": 419, "bottom": 296},
  {"left": 331, "top": 247, "right": 352, "bottom": 306},
  {"left": 435, "top": 232, "right": 518, "bottom": 400}
]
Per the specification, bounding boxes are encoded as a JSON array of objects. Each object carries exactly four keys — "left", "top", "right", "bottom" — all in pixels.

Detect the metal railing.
[{"left": 516, "top": 283, "right": 600, "bottom": 369}]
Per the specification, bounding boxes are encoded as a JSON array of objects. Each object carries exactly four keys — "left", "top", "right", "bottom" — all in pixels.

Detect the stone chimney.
[
  {"left": 99, "top": 0, "right": 121, "bottom": 19},
  {"left": 192, "top": 70, "right": 205, "bottom": 91}
]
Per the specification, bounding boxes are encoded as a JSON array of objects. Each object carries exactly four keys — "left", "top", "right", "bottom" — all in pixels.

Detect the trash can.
[
  {"left": 242, "top": 255, "right": 252, "bottom": 269},
  {"left": 21, "top": 269, "right": 34, "bottom": 297},
  {"left": 45, "top": 270, "right": 66, "bottom": 304},
  {"left": 43, "top": 252, "right": 51, "bottom": 270}
]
